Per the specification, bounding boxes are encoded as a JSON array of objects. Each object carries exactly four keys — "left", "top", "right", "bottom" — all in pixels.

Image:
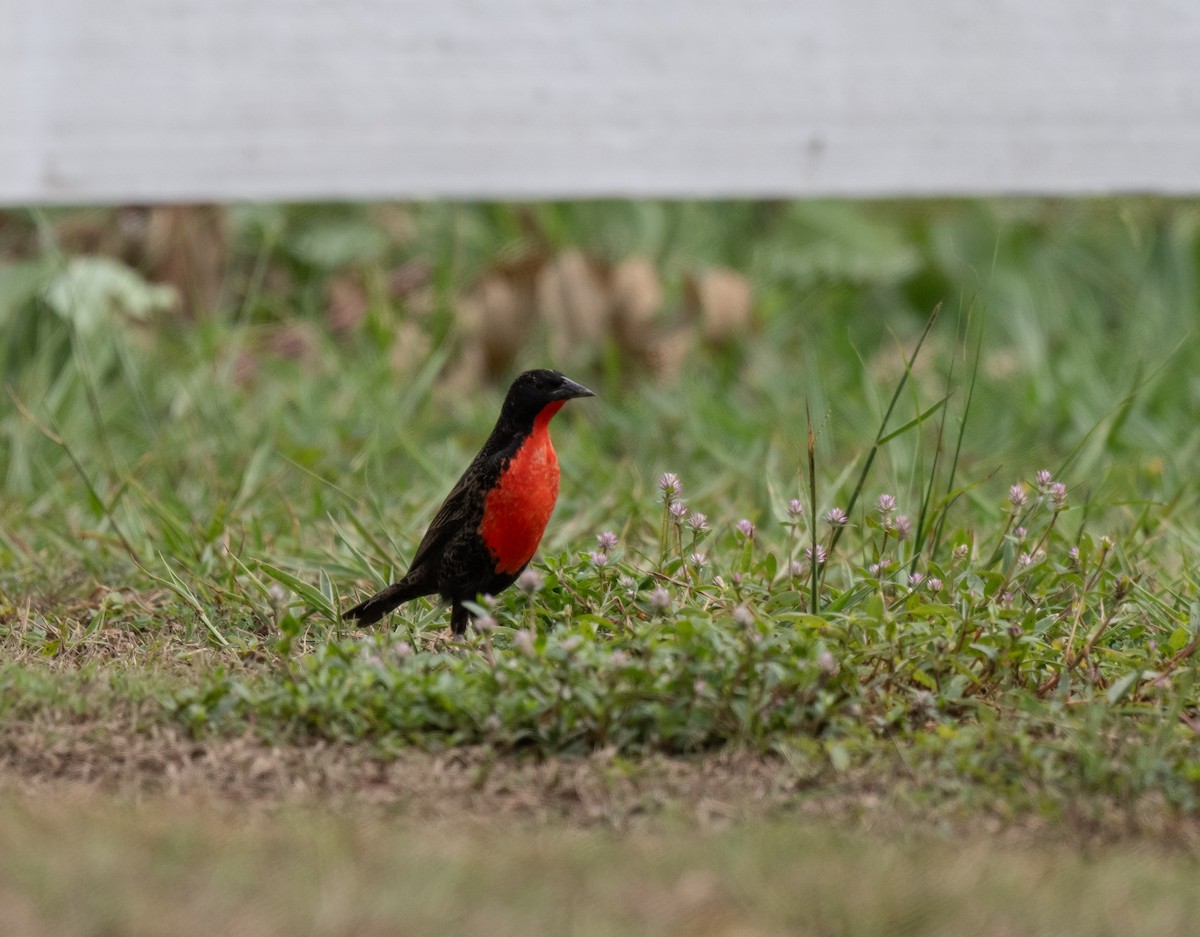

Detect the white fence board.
[{"left": 2, "top": 0, "right": 1199, "bottom": 202}]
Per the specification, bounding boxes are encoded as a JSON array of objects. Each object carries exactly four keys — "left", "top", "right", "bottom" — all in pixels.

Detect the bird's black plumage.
[{"left": 344, "top": 369, "right": 594, "bottom": 634}]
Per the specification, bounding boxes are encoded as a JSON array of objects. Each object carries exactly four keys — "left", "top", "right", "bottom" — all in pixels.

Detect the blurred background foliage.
[{"left": 1, "top": 199, "right": 1197, "bottom": 577}]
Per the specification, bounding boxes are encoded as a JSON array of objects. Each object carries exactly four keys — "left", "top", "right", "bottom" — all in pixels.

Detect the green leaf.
[
  {"left": 911, "top": 668, "right": 938, "bottom": 691},
  {"left": 824, "top": 740, "right": 851, "bottom": 773},
  {"left": 902, "top": 603, "right": 957, "bottom": 618},
  {"left": 878, "top": 394, "right": 950, "bottom": 445},
  {"left": 1106, "top": 671, "right": 1141, "bottom": 705},
  {"left": 43, "top": 256, "right": 176, "bottom": 332},
  {"left": 772, "top": 613, "right": 828, "bottom": 631},
  {"left": 258, "top": 562, "right": 337, "bottom": 619}
]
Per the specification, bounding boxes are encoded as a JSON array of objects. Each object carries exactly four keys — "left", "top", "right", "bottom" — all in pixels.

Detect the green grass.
[{"left": 3, "top": 198, "right": 1200, "bottom": 816}]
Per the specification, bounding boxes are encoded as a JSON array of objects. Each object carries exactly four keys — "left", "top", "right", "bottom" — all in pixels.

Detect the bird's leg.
[{"left": 449, "top": 602, "right": 471, "bottom": 636}]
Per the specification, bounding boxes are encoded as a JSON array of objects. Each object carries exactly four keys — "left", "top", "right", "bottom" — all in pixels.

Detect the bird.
[{"left": 344, "top": 368, "right": 595, "bottom": 634}]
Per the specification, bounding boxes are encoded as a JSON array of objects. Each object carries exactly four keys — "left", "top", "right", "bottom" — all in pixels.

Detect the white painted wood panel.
[{"left": 2, "top": 0, "right": 1198, "bottom": 202}]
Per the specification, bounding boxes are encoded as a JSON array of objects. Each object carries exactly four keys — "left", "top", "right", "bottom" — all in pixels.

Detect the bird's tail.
[{"left": 343, "top": 576, "right": 429, "bottom": 626}]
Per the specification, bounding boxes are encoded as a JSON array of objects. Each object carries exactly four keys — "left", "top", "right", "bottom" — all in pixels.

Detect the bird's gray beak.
[{"left": 555, "top": 376, "right": 596, "bottom": 400}]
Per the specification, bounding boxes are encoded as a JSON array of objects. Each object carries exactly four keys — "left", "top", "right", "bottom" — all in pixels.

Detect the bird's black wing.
[{"left": 404, "top": 457, "right": 493, "bottom": 573}]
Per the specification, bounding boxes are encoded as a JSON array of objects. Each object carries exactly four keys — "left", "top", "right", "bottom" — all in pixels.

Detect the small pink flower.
[
  {"left": 517, "top": 569, "right": 543, "bottom": 594},
  {"left": 513, "top": 629, "right": 537, "bottom": 656},
  {"left": 658, "top": 472, "right": 682, "bottom": 501}
]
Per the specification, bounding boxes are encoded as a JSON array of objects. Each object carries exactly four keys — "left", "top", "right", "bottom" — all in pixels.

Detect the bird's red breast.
[{"left": 478, "top": 401, "right": 565, "bottom": 574}]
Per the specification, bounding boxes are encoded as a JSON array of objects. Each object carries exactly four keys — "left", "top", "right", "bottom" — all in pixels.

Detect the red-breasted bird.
[{"left": 344, "top": 369, "right": 595, "bottom": 634}]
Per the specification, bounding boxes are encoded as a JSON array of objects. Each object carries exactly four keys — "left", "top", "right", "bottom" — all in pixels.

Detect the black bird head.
[{"left": 499, "top": 369, "right": 595, "bottom": 427}]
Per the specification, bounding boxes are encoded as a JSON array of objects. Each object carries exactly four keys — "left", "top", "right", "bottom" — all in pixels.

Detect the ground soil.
[{"left": 3, "top": 716, "right": 1198, "bottom": 852}]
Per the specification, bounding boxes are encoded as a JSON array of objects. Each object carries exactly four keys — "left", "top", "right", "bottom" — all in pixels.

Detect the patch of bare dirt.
[
  {"left": 0, "top": 718, "right": 799, "bottom": 826},
  {"left": 3, "top": 717, "right": 1199, "bottom": 852}
]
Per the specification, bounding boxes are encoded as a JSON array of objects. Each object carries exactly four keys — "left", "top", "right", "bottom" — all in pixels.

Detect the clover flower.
[
  {"left": 517, "top": 569, "right": 543, "bottom": 594},
  {"left": 658, "top": 472, "right": 682, "bottom": 501},
  {"left": 474, "top": 613, "right": 498, "bottom": 632},
  {"left": 513, "top": 629, "right": 537, "bottom": 656}
]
